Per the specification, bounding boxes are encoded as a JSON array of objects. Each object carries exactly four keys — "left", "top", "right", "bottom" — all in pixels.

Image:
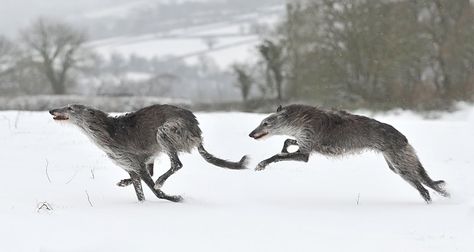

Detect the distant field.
[{"left": 87, "top": 5, "right": 284, "bottom": 69}]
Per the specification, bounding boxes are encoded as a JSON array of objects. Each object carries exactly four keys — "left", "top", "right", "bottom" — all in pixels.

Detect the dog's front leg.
[
  {"left": 128, "top": 172, "right": 145, "bottom": 201},
  {"left": 281, "top": 139, "right": 298, "bottom": 153},
  {"left": 255, "top": 152, "right": 309, "bottom": 171}
]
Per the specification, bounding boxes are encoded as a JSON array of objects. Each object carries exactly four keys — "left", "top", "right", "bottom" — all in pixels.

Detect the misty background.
[{"left": 0, "top": 0, "right": 473, "bottom": 111}]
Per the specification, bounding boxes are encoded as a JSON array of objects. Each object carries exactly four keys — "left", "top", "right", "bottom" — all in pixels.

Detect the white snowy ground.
[{"left": 0, "top": 106, "right": 473, "bottom": 252}]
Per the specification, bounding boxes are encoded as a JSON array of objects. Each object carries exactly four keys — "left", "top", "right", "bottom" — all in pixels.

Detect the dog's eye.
[
  {"left": 262, "top": 122, "right": 268, "bottom": 127},
  {"left": 67, "top": 107, "right": 73, "bottom": 111}
]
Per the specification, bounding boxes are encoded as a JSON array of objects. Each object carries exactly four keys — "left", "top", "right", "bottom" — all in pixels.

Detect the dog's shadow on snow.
[
  {"left": 85, "top": 192, "right": 460, "bottom": 210},
  {"left": 97, "top": 194, "right": 226, "bottom": 209},
  {"left": 249, "top": 195, "right": 459, "bottom": 209}
]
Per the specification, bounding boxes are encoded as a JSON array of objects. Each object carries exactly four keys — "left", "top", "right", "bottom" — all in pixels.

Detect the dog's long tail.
[{"left": 198, "top": 144, "right": 248, "bottom": 169}]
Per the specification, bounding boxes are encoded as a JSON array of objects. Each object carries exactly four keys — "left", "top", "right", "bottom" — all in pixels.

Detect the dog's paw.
[
  {"left": 168, "top": 195, "right": 184, "bottom": 203},
  {"left": 255, "top": 163, "right": 267, "bottom": 171},
  {"left": 116, "top": 179, "right": 132, "bottom": 187}
]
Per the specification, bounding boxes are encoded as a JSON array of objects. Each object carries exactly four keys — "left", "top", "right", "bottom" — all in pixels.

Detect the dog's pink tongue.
[
  {"left": 53, "top": 115, "right": 68, "bottom": 120},
  {"left": 254, "top": 132, "right": 268, "bottom": 139}
]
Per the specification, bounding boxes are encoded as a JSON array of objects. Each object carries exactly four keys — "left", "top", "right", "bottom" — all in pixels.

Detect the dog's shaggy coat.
[
  {"left": 50, "top": 104, "right": 247, "bottom": 202},
  {"left": 249, "top": 104, "right": 449, "bottom": 203}
]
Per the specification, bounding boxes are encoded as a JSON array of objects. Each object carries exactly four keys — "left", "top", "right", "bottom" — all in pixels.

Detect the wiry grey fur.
[
  {"left": 249, "top": 104, "right": 449, "bottom": 203},
  {"left": 49, "top": 104, "right": 248, "bottom": 202}
]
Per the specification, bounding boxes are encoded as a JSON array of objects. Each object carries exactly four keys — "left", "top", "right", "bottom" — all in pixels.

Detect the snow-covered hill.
[
  {"left": 0, "top": 107, "right": 472, "bottom": 251},
  {"left": 84, "top": 2, "right": 284, "bottom": 69}
]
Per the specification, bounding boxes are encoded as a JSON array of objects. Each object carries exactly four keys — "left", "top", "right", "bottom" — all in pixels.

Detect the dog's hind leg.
[
  {"left": 281, "top": 139, "right": 298, "bottom": 153},
  {"left": 147, "top": 163, "right": 154, "bottom": 177},
  {"left": 417, "top": 164, "right": 450, "bottom": 197},
  {"left": 384, "top": 151, "right": 431, "bottom": 203},
  {"left": 403, "top": 174, "right": 432, "bottom": 204},
  {"left": 256, "top": 152, "right": 309, "bottom": 171},
  {"left": 385, "top": 146, "right": 450, "bottom": 199},
  {"left": 154, "top": 151, "right": 182, "bottom": 189},
  {"left": 137, "top": 169, "right": 183, "bottom": 202},
  {"left": 117, "top": 162, "right": 155, "bottom": 187},
  {"left": 402, "top": 144, "right": 449, "bottom": 197},
  {"left": 383, "top": 155, "right": 399, "bottom": 174}
]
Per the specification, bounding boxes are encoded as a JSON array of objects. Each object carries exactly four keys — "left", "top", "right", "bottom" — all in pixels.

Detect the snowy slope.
[
  {"left": 87, "top": 6, "right": 284, "bottom": 69},
  {"left": 0, "top": 107, "right": 473, "bottom": 251}
]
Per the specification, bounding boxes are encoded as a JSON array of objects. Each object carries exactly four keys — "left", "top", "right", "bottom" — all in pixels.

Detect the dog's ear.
[{"left": 276, "top": 105, "right": 282, "bottom": 112}]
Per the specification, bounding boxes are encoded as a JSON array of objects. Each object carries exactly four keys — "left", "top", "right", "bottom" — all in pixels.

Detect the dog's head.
[
  {"left": 249, "top": 105, "right": 289, "bottom": 140},
  {"left": 49, "top": 104, "right": 102, "bottom": 125}
]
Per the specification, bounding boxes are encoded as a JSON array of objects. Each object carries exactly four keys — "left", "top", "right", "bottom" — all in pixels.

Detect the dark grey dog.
[
  {"left": 50, "top": 104, "right": 248, "bottom": 202},
  {"left": 249, "top": 104, "right": 449, "bottom": 203}
]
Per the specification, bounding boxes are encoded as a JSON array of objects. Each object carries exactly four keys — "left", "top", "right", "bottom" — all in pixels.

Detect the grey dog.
[
  {"left": 249, "top": 104, "right": 449, "bottom": 203},
  {"left": 50, "top": 104, "right": 248, "bottom": 202}
]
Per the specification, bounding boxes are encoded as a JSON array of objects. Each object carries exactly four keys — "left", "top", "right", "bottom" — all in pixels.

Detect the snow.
[
  {"left": 87, "top": 6, "right": 284, "bottom": 69},
  {"left": 91, "top": 34, "right": 260, "bottom": 69},
  {"left": 82, "top": 1, "right": 150, "bottom": 19},
  {"left": 123, "top": 71, "right": 152, "bottom": 82},
  {"left": 0, "top": 107, "right": 473, "bottom": 251},
  {"left": 82, "top": 0, "right": 215, "bottom": 19}
]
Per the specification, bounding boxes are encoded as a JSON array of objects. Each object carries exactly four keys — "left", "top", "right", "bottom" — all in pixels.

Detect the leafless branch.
[
  {"left": 45, "top": 159, "right": 51, "bottom": 183},
  {"left": 356, "top": 193, "right": 360, "bottom": 205},
  {"left": 14, "top": 111, "right": 21, "bottom": 129},
  {"left": 37, "top": 201, "right": 53, "bottom": 212},
  {"left": 85, "top": 190, "right": 94, "bottom": 207},
  {"left": 65, "top": 169, "right": 79, "bottom": 184}
]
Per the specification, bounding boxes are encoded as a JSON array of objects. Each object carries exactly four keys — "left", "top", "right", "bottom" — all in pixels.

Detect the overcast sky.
[
  {"left": 0, "top": 0, "right": 143, "bottom": 37},
  {"left": 0, "top": 0, "right": 271, "bottom": 38}
]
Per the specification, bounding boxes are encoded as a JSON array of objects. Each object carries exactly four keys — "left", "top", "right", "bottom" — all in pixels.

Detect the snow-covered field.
[
  {"left": 0, "top": 107, "right": 473, "bottom": 251},
  {"left": 88, "top": 6, "right": 283, "bottom": 69},
  {"left": 91, "top": 35, "right": 259, "bottom": 67}
]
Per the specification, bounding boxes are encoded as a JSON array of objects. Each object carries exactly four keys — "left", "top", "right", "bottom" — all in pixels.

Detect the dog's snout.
[
  {"left": 49, "top": 109, "right": 55, "bottom": 115},
  {"left": 249, "top": 130, "right": 255, "bottom": 138}
]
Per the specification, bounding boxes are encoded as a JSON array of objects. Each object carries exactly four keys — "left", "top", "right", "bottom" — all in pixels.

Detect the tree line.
[
  {"left": 235, "top": 0, "right": 474, "bottom": 110},
  {"left": 2, "top": 1, "right": 473, "bottom": 111}
]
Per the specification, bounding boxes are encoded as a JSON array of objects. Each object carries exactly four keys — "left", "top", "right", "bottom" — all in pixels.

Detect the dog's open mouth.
[
  {"left": 252, "top": 132, "right": 268, "bottom": 139},
  {"left": 53, "top": 114, "right": 69, "bottom": 120}
]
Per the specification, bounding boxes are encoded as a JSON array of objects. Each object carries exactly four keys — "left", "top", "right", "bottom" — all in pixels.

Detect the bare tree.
[
  {"left": 258, "top": 39, "right": 285, "bottom": 101},
  {"left": 203, "top": 36, "right": 218, "bottom": 50},
  {"left": 415, "top": 0, "right": 474, "bottom": 98},
  {"left": 20, "top": 18, "right": 87, "bottom": 94},
  {"left": 0, "top": 35, "right": 16, "bottom": 77},
  {"left": 0, "top": 35, "right": 21, "bottom": 95},
  {"left": 232, "top": 63, "right": 253, "bottom": 101}
]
